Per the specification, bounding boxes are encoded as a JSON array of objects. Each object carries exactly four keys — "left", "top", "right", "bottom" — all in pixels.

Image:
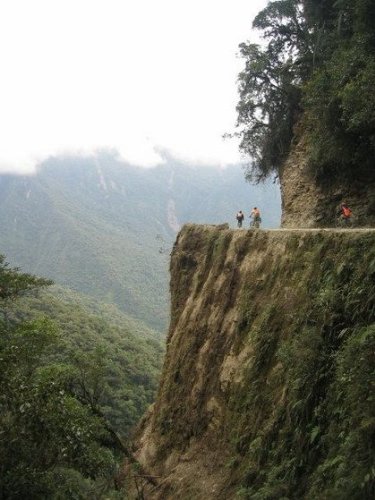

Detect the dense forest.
[
  {"left": 0, "top": 256, "right": 163, "bottom": 498},
  {"left": 235, "top": 0, "right": 375, "bottom": 183}
]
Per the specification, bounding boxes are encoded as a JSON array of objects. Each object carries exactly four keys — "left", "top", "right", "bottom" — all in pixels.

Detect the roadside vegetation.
[{"left": 0, "top": 255, "right": 163, "bottom": 498}]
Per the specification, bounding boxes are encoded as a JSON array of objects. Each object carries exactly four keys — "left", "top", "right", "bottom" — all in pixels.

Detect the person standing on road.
[
  {"left": 236, "top": 210, "right": 245, "bottom": 228},
  {"left": 339, "top": 203, "right": 353, "bottom": 226},
  {"left": 250, "top": 207, "right": 261, "bottom": 228}
]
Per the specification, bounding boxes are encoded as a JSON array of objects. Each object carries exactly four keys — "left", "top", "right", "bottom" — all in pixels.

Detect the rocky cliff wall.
[
  {"left": 131, "top": 224, "right": 375, "bottom": 499},
  {"left": 280, "top": 136, "right": 375, "bottom": 228}
]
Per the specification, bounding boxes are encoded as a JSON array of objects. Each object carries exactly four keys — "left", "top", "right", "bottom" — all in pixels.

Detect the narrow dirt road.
[{"left": 238, "top": 227, "right": 375, "bottom": 233}]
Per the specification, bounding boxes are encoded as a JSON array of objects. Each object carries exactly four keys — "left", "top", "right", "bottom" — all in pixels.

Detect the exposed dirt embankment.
[
  {"left": 280, "top": 135, "right": 375, "bottom": 228},
  {"left": 132, "top": 224, "right": 375, "bottom": 499}
]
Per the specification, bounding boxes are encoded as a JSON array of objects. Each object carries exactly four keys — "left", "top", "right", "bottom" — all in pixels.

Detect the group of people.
[
  {"left": 235, "top": 203, "right": 353, "bottom": 229},
  {"left": 236, "top": 207, "right": 261, "bottom": 229}
]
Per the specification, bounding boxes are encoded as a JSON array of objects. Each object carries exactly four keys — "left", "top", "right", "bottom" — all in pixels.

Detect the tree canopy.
[
  {"left": 235, "top": 0, "right": 375, "bottom": 182},
  {"left": 0, "top": 257, "right": 163, "bottom": 497}
]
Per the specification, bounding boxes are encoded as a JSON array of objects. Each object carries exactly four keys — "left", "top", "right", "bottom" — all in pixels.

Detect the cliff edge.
[{"left": 132, "top": 224, "right": 375, "bottom": 499}]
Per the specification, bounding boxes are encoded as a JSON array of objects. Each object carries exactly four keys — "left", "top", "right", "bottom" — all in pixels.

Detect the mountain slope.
[
  {"left": 0, "top": 152, "right": 281, "bottom": 330},
  {"left": 13, "top": 285, "right": 164, "bottom": 437}
]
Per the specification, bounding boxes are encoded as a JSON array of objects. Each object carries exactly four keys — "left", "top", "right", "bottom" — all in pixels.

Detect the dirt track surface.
[{"left": 238, "top": 227, "right": 375, "bottom": 232}]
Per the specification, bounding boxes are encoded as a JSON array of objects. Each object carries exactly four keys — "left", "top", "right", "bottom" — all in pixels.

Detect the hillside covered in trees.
[
  {"left": 0, "top": 256, "right": 163, "bottom": 498},
  {"left": 0, "top": 154, "right": 281, "bottom": 331},
  {"left": 235, "top": 0, "right": 375, "bottom": 226}
]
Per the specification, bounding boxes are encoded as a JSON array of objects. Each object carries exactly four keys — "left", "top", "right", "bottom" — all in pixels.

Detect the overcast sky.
[{"left": 0, "top": 0, "right": 268, "bottom": 173}]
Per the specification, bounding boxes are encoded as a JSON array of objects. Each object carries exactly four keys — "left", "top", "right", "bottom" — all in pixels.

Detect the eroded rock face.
[
  {"left": 131, "top": 224, "right": 375, "bottom": 499},
  {"left": 280, "top": 136, "right": 375, "bottom": 228}
]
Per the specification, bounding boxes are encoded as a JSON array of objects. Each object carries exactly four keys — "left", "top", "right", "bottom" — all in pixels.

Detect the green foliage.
[
  {"left": 228, "top": 233, "right": 375, "bottom": 499},
  {"left": 235, "top": 0, "right": 310, "bottom": 180},
  {"left": 235, "top": 0, "right": 375, "bottom": 182},
  {"left": 304, "top": 34, "right": 375, "bottom": 179},
  {"left": 308, "top": 325, "right": 375, "bottom": 499},
  {"left": 14, "top": 286, "right": 164, "bottom": 438},
  {"left": 0, "top": 254, "right": 52, "bottom": 301},
  {"left": 0, "top": 257, "right": 163, "bottom": 497}
]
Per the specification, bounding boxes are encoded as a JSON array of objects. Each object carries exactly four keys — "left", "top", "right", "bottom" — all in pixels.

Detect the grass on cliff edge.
[{"left": 229, "top": 232, "right": 375, "bottom": 500}]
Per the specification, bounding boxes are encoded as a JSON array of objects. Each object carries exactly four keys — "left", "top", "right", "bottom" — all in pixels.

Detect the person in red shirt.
[{"left": 339, "top": 203, "right": 353, "bottom": 226}]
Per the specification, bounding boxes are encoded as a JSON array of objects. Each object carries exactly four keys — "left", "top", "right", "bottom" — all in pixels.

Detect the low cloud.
[
  {"left": 0, "top": 0, "right": 266, "bottom": 176},
  {"left": 0, "top": 134, "right": 243, "bottom": 175}
]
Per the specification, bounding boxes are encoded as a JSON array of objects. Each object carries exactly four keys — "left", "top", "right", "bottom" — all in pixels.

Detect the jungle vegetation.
[
  {"left": 236, "top": 0, "right": 375, "bottom": 182},
  {"left": 0, "top": 256, "right": 163, "bottom": 498}
]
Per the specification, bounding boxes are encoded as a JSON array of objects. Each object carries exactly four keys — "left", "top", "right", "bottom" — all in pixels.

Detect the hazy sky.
[{"left": 0, "top": 0, "right": 268, "bottom": 173}]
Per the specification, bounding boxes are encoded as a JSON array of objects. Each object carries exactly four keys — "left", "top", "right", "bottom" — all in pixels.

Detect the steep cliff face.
[
  {"left": 280, "top": 136, "right": 375, "bottom": 228},
  {"left": 133, "top": 224, "right": 375, "bottom": 499}
]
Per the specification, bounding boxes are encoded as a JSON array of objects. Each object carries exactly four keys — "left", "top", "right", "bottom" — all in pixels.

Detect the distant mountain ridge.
[{"left": 0, "top": 152, "right": 281, "bottom": 331}]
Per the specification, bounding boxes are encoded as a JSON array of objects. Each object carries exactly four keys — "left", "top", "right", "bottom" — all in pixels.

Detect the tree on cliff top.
[{"left": 236, "top": 0, "right": 375, "bottom": 182}]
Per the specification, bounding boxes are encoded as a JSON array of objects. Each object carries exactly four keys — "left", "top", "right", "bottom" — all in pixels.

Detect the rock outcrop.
[
  {"left": 280, "top": 136, "right": 375, "bottom": 228},
  {"left": 131, "top": 224, "right": 375, "bottom": 499}
]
